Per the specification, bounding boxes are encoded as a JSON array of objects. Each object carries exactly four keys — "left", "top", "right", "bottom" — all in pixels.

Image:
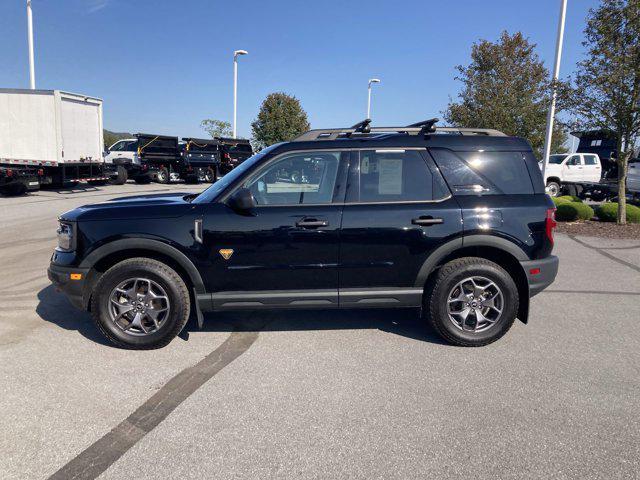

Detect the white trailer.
[{"left": 0, "top": 88, "right": 107, "bottom": 187}]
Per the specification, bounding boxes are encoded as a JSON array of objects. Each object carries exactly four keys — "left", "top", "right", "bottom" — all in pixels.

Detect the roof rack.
[{"left": 293, "top": 119, "right": 506, "bottom": 141}]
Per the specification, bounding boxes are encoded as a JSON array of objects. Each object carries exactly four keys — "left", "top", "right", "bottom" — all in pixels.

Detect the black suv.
[{"left": 48, "top": 120, "right": 559, "bottom": 349}]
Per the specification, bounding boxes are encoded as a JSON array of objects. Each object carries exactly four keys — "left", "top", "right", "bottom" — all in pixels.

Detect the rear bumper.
[
  {"left": 520, "top": 255, "right": 559, "bottom": 297},
  {"left": 47, "top": 262, "right": 90, "bottom": 310}
]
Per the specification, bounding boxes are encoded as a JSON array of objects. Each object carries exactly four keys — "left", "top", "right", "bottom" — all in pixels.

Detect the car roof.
[{"left": 269, "top": 132, "right": 531, "bottom": 156}]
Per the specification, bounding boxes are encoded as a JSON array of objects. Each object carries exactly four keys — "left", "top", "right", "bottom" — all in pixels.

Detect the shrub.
[
  {"left": 557, "top": 195, "right": 582, "bottom": 203},
  {"left": 555, "top": 202, "right": 595, "bottom": 221},
  {"left": 595, "top": 203, "right": 640, "bottom": 223},
  {"left": 552, "top": 196, "right": 572, "bottom": 207}
]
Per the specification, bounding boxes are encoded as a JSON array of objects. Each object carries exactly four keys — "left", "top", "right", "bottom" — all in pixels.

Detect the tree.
[
  {"left": 103, "top": 129, "right": 132, "bottom": 149},
  {"left": 251, "top": 92, "right": 310, "bottom": 148},
  {"left": 200, "top": 119, "right": 232, "bottom": 138},
  {"left": 558, "top": 0, "right": 640, "bottom": 224},
  {"left": 444, "top": 31, "right": 567, "bottom": 158}
]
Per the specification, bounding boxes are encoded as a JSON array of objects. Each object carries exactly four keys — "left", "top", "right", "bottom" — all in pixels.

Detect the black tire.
[
  {"left": 425, "top": 257, "right": 519, "bottom": 347},
  {"left": 156, "top": 167, "right": 170, "bottom": 184},
  {"left": 109, "top": 165, "right": 128, "bottom": 185},
  {"left": 90, "top": 258, "right": 191, "bottom": 349},
  {"left": 546, "top": 180, "right": 561, "bottom": 197},
  {"left": 0, "top": 183, "right": 27, "bottom": 196},
  {"left": 204, "top": 167, "right": 215, "bottom": 183},
  {"left": 134, "top": 175, "right": 151, "bottom": 184}
]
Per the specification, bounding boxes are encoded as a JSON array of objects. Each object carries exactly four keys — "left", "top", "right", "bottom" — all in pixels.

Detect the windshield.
[
  {"left": 192, "top": 145, "right": 279, "bottom": 204},
  {"left": 548, "top": 154, "right": 568, "bottom": 164}
]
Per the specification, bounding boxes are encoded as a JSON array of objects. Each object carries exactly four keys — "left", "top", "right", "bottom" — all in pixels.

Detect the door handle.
[
  {"left": 296, "top": 218, "right": 328, "bottom": 228},
  {"left": 412, "top": 216, "right": 444, "bottom": 226}
]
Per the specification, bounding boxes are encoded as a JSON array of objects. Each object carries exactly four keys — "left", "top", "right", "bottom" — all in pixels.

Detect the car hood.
[{"left": 60, "top": 192, "right": 197, "bottom": 222}]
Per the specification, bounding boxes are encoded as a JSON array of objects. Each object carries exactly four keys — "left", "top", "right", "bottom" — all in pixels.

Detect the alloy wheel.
[
  {"left": 108, "top": 277, "right": 170, "bottom": 336},
  {"left": 447, "top": 276, "right": 504, "bottom": 333}
]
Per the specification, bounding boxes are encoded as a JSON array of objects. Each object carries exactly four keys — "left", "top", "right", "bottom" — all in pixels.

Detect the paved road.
[{"left": 1, "top": 183, "right": 639, "bottom": 479}]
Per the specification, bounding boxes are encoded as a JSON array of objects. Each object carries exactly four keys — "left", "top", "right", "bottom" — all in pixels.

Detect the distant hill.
[{"left": 104, "top": 129, "right": 133, "bottom": 148}]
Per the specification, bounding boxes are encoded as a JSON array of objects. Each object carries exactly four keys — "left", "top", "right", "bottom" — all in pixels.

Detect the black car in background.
[{"left": 48, "top": 119, "right": 558, "bottom": 349}]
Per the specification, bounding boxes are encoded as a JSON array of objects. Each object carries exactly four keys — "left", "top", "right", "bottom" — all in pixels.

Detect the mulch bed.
[{"left": 556, "top": 220, "right": 640, "bottom": 239}]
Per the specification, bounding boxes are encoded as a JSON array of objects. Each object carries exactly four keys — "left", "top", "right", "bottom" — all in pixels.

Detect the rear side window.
[
  {"left": 429, "top": 148, "right": 534, "bottom": 195},
  {"left": 350, "top": 149, "right": 448, "bottom": 203},
  {"left": 584, "top": 155, "right": 598, "bottom": 165}
]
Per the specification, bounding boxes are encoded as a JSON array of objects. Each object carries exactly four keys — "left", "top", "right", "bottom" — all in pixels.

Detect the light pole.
[
  {"left": 367, "top": 78, "right": 381, "bottom": 119},
  {"left": 233, "top": 49, "right": 248, "bottom": 138},
  {"left": 541, "top": 0, "right": 568, "bottom": 181},
  {"left": 27, "top": 0, "right": 36, "bottom": 89}
]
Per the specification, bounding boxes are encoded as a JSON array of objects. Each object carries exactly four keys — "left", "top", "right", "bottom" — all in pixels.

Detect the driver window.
[
  {"left": 243, "top": 151, "right": 343, "bottom": 205},
  {"left": 566, "top": 155, "right": 582, "bottom": 166},
  {"left": 110, "top": 141, "right": 124, "bottom": 151}
]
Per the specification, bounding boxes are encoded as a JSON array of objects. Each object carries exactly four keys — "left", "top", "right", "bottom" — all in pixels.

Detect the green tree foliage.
[
  {"left": 444, "top": 31, "right": 567, "bottom": 158},
  {"left": 251, "top": 92, "right": 310, "bottom": 149},
  {"left": 200, "top": 119, "right": 233, "bottom": 138},
  {"left": 558, "top": 0, "right": 640, "bottom": 225},
  {"left": 103, "top": 129, "right": 132, "bottom": 149}
]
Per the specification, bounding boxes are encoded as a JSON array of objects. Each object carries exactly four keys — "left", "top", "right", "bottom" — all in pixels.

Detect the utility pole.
[
  {"left": 541, "top": 0, "right": 568, "bottom": 181},
  {"left": 233, "top": 50, "right": 248, "bottom": 138},
  {"left": 27, "top": 0, "right": 36, "bottom": 89}
]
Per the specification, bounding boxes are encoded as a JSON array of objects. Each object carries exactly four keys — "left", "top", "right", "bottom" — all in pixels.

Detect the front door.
[
  {"left": 563, "top": 154, "right": 583, "bottom": 181},
  {"left": 338, "top": 148, "right": 462, "bottom": 307},
  {"left": 201, "top": 149, "right": 349, "bottom": 309}
]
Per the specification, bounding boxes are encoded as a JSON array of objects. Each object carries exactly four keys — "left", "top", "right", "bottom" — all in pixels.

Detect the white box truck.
[{"left": 0, "top": 88, "right": 108, "bottom": 189}]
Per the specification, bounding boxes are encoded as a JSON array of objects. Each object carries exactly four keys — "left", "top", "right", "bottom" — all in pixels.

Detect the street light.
[
  {"left": 541, "top": 0, "right": 568, "bottom": 182},
  {"left": 233, "top": 49, "right": 248, "bottom": 138},
  {"left": 367, "top": 78, "right": 381, "bottom": 119},
  {"left": 27, "top": 0, "right": 36, "bottom": 89}
]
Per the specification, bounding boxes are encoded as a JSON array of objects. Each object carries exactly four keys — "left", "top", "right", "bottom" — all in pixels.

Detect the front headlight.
[{"left": 56, "top": 221, "right": 74, "bottom": 251}]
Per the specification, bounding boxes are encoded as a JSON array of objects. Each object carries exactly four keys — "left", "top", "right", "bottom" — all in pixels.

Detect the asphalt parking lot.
[{"left": 1, "top": 183, "right": 639, "bottom": 480}]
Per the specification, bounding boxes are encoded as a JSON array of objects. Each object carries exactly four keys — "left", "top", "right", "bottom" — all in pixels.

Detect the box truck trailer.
[{"left": 0, "top": 89, "right": 107, "bottom": 188}]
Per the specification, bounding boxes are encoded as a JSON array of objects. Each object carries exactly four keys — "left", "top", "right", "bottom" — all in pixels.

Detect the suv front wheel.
[
  {"left": 426, "top": 257, "right": 519, "bottom": 347},
  {"left": 91, "top": 258, "right": 191, "bottom": 349}
]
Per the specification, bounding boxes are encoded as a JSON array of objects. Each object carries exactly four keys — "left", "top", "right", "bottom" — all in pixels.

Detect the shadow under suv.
[{"left": 48, "top": 119, "right": 559, "bottom": 349}]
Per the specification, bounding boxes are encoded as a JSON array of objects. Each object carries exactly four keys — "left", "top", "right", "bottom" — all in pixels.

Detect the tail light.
[
  {"left": 37, "top": 168, "right": 44, "bottom": 176},
  {"left": 545, "top": 208, "right": 557, "bottom": 245},
  {"left": 143, "top": 164, "right": 149, "bottom": 171},
  {"left": 223, "top": 153, "right": 230, "bottom": 160}
]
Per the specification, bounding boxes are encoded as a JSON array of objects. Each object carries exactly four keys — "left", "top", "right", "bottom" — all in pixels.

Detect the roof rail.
[{"left": 293, "top": 123, "right": 507, "bottom": 141}]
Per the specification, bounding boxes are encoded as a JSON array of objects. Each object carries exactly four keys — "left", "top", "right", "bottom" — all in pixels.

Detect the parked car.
[
  {"left": 103, "top": 138, "right": 148, "bottom": 185},
  {"left": 628, "top": 159, "right": 640, "bottom": 195},
  {"left": 48, "top": 119, "right": 558, "bottom": 349},
  {"left": 541, "top": 153, "right": 602, "bottom": 196},
  {"left": 180, "top": 138, "right": 221, "bottom": 183}
]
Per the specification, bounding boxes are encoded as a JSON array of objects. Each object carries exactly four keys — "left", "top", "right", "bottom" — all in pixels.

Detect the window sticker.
[
  {"left": 361, "top": 157, "right": 370, "bottom": 174},
  {"left": 378, "top": 158, "right": 402, "bottom": 194}
]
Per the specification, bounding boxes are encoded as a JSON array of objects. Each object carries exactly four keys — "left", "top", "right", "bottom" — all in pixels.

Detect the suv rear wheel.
[
  {"left": 90, "top": 258, "right": 191, "bottom": 349},
  {"left": 426, "top": 257, "right": 518, "bottom": 347}
]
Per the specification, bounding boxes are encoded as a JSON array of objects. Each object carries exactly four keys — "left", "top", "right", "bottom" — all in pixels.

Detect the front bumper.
[
  {"left": 520, "top": 255, "right": 559, "bottom": 297},
  {"left": 47, "top": 263, "right": 90, "bottom": 310}
]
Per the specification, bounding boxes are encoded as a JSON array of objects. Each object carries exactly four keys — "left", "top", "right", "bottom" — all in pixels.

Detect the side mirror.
[{"left": 228, "top": 187, "right": 256, "bottom": 214}]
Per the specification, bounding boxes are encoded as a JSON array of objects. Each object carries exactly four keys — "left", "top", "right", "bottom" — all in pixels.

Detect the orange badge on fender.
[{"left": 219, "top": 249, "right": 234, "bottom": 260}]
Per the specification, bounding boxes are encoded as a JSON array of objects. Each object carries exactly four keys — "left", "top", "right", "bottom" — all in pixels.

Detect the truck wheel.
[
  {"left": 109, "top": 165, "right": 128, "bottom": 185},
  {"left": 425, "top": 257, "right": 519, "bottom": 347},
  {"left": 204, "top": 167, "right": 216, "bottom": 183},
  {"left": 545, "top": 181, "right": 561, "bottom": 197},
  {"left": 134, "top": 175, "right": 151, "bottom": 184},
  {"left": 156, "top": 167, "right": 170, "bottom": 184},
  {"left": 91, "top": 258, "right": 191, "bottom": 349},
  {"left": 0, "top": 183, "right": 27, "bottom": 196}
]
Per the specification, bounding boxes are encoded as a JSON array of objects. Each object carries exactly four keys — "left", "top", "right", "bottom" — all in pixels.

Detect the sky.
[{"left": 1, "top": 0, "right": 600, "bottom": 140}]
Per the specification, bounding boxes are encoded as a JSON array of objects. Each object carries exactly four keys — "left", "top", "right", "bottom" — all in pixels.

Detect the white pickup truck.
[{"left": 542, "top": 153, "right": 602, "bottom": 196}]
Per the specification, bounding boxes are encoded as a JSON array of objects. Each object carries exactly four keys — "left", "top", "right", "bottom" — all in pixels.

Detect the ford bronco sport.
[{"left": 48, "top": 119, "right": 559, "bottom": 349}]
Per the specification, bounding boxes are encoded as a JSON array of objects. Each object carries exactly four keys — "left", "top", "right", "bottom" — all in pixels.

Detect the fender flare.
[
  {"left": 414, "top": 234, "right": 530, "bottom": 323},
  {"left": 79, "top": 238, "right": 206, "bottom": 294}
]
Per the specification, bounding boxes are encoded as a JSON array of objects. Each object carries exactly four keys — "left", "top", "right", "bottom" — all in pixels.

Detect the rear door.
[
  {"left": 338, "top": 148, "right": 461, "bottom": 307},
  {"left": 583, "top": 154, "right": 602, "bottom": 182}
]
